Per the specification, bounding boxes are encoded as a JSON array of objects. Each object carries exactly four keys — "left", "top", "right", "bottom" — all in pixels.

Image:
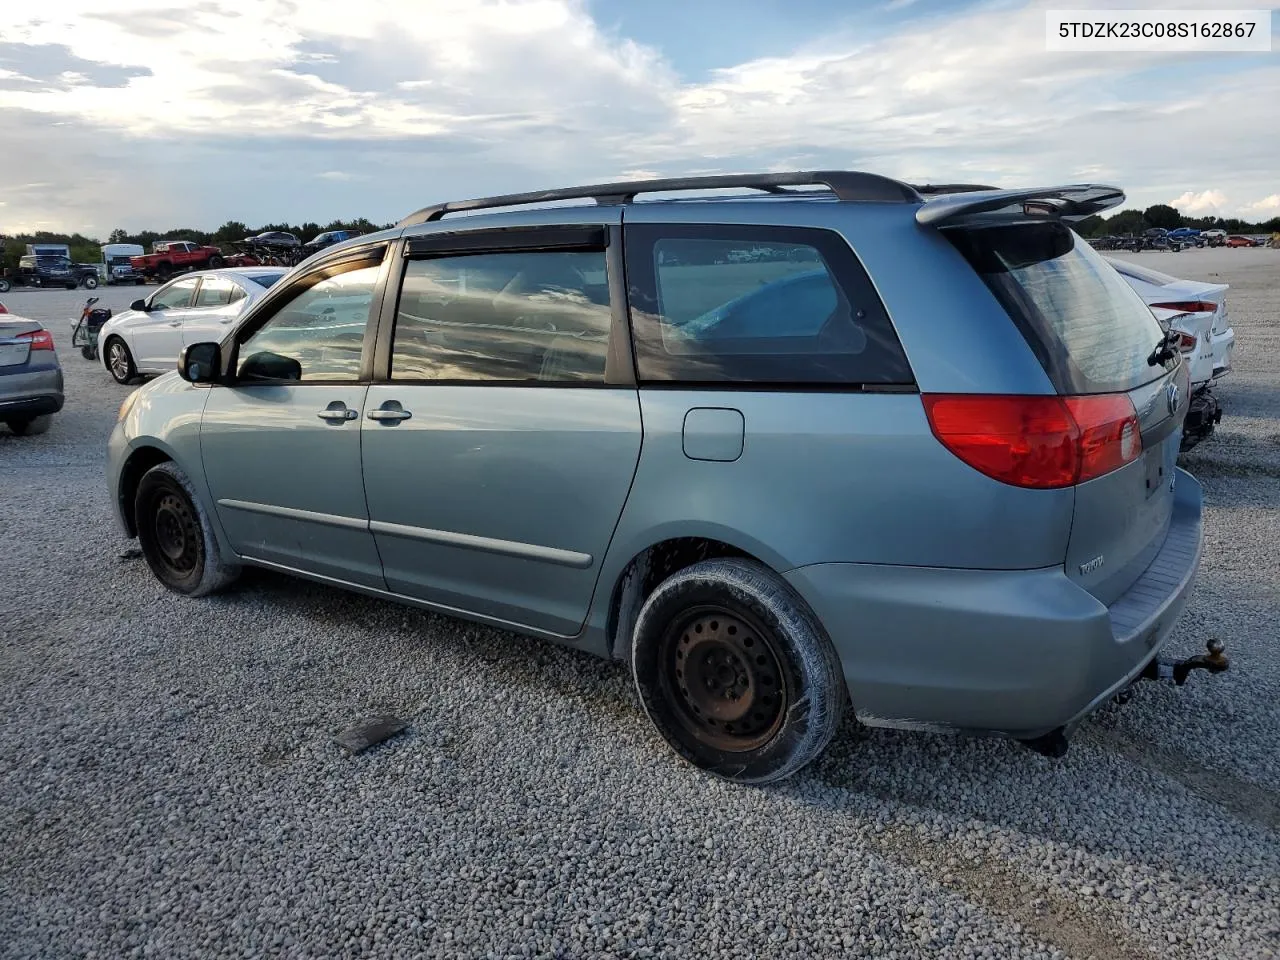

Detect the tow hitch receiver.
[{"left": 1140, "top": 638, "right": 1229, "bottom": 686}]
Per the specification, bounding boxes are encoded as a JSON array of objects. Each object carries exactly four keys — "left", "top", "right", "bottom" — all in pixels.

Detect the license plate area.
[
  {"left": 1143, "top": 449, "right": 1166, "bottom": 500},
  {"left": 0, "top": 342, "right": 30, "bottom": 367}
]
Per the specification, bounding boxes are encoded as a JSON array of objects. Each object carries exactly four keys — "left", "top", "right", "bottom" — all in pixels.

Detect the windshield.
[
  {"left": 247, "top": 273, "right": 284, "bottom": 289},
  {"left": 949, "top": 221, "right": 1169, "bottom": 394}
]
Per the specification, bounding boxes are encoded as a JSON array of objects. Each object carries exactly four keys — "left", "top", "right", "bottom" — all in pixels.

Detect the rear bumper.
[
  {"left": 1210, "top": 327, "right": 1234, "bottom": 379},
  {"left": 0, "top": 367, "right": 64, "bottom": 417},
  {"left": 784, "top": 469, "right": 1204, "bottom": 739}
]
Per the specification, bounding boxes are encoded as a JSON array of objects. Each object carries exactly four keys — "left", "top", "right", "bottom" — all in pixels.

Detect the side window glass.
[
  {"left": 391, "top": 249, "right": 610, "bottom": 382},
  {"left": 150, "top": 278, "right": 198, "bottom": 310},
  {"left": 194, "top": 276, "right": 236, "bottom": 307},
  {"left": 625, "top": 225, "right": 913, "bottom": 385},
  {"left": 236, "top": 263, "right": 380, "bottom": 382}
]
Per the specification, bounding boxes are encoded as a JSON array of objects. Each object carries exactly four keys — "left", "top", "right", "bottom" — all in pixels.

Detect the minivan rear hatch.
[{"left": 946, "top": 220, "right": 1189, "bottom": 605}]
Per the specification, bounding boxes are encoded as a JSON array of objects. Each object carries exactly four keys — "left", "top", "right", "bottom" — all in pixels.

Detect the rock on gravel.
[{"left": 2, "top": 266, "right": 1280, "bottom": 959}]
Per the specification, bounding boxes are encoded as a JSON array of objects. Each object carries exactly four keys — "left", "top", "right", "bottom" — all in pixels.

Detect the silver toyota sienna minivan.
[{"left": 106, "top": 172, "right": 1209, "bottom": 783}]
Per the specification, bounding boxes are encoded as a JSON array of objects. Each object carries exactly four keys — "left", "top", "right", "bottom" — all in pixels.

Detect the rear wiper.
[{"left": 1147, "top": 329, "right": 1180, "bottom": 367}]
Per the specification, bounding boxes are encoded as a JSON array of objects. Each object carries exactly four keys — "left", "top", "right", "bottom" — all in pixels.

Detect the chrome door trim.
[
  {"left": 216, "top": 498, "right": 368, "bottom": 531},
  {"left": 368, "top": 519, "right": 593, "bottom": 569}
]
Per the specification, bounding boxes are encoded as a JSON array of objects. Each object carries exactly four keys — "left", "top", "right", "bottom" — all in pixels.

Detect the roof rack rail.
[
  {"left": 909, "top": 183, "right": 1000, "bottom": 195},
  {"left": 396, "top": 170, "right": 923, "bottom": 228}
]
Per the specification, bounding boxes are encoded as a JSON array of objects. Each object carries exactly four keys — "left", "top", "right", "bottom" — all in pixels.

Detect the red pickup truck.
[{"left": 130, "top": 241, "right": 224, "bottom": 281}]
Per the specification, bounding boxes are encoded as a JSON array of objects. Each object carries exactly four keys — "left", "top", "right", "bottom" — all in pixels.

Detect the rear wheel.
[
  {"left": 631, "top": 558, "right": 845, "bottom": 784},
  {"left": 0, "top": 278, "right": 10, "bottom": 292},
  {"left": 104, "top": 336, "right": 137, "bottom": 384},
  {"left": 83, "top": 275, "right": 99, "bottom": 289},
  {"left": 5, "top": 415, "right": 52, "bottom": 436},
  {"left": 207, "top": 255, "right": 224, "bottom": 269},
  {"left": 156, "top": 263, "right": 172, "bottom": 282},
  {"left": 135, "top": 277, "right": 146, "bottom": 286},
  {"left": 135, "top": 461, "right": 240, "bottom": 596}
]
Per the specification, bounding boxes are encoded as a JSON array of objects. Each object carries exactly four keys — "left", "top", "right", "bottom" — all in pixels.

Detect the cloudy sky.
[{"left": 0, "top": 0, "right": 1276, "bottom": 234}]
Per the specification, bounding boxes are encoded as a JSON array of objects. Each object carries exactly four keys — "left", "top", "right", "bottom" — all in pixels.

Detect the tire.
[
  {"left": 80, "top": 345, "right": 96, "bottom": 360},
  {"left": 0, "top": 278, "right": 9, "bottom": 292},
  {"left": 135, "top": 278, "right": 146, "bottom": 286},
  {"left": 631, "top": 558, "right": 845, "bottom": 784},
  {"left": 65, "top": 282, "right": 77, "bottom": 290},
  {"left": 6, "top": 415, "right": 52, "bottom": 436},
  {"left": 83, "top": 276, "right": 99, "bottom": 289},
  {"left": 135, "top": 461, "right": 240, "bottom": 597},
  {"left": 156, "top": 263, "right": 172, "bottom": 282},
  {"left": 207, "top": 255, "right": 224, "bottom": 269},
  {"left": 104, "top": 336, "right": 137, "bottom": 385}
]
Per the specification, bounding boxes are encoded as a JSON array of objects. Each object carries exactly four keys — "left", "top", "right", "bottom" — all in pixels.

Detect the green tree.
[
  {"left": 1143, "top": 204, "right": 1181, "bottom": 230},
  {"left": 1104, "top": 209, "right": 1149, "bottom": 236}
]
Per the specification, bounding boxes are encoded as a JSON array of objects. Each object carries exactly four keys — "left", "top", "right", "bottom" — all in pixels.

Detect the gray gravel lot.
[{"left": 2, "top": 251, "right": 1279, "bottom": 959}]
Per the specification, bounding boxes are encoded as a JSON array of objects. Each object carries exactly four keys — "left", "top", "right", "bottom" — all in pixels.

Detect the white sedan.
[
  {"left": 99, "top": 267, "right": 288, "bottom": 384},
  {"left": 1104, "top": 257, "right": 1234, "bottom": 388}
]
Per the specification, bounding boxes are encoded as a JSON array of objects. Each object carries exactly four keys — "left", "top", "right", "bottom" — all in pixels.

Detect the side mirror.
[
  {"left": 239, "top": 350, "right": 302, "bottom": 382},
  {"left": 179, "top": 342, "right": 221, "bottom": 383},
  {"left": 130, "top": 298, "right": 149, "bottom": 312}
]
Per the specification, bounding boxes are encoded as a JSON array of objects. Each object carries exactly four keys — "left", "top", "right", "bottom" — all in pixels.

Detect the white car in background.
[
  {"left": 99, "top": 268, "right": 288, "bottom": 384},
  {"left": 1105, "top": 256, "right": 1234, "bottom": 450}
]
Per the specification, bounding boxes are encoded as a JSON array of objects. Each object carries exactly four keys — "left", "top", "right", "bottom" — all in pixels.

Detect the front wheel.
[
  {"left": 104, "top": 336, "right": 137, "bottom": 384},
  {"left": 631, "top": 558, "right": 846, "bottom": 784},
  {"left": 135, "top": 461, "right": 240, "bottom": 596},
  {"left": 0, "top": 278, "right": 10, "bottom": 292},
  {"left": 83, "top": 276, "right": 99, "bottom": 289}
]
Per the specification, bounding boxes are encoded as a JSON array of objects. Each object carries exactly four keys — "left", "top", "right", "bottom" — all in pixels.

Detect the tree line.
[
  {"left": 1075, "top": 204, "right": 1280, "bottom": 239},
  {"left": 1, "top": 218, "right": 394, "bottom": 272}
]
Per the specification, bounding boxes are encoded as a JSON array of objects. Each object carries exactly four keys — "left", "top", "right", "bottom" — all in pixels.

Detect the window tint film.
[
  {"left": 237, "top": 264, "right": 379, "bottom": 382},
  {"left": 625, "top": 224, "right": 911, "bottom": 385},
  {"left": 392, "top": 250, "right": 610, "bottom": 383},
  {"left": 949, "top": 223, "right": 1168, "bottom": 394},
  {"left": 194, "top": 276, "right": 237, "bottom": 307},
  {"left": 150, "top": 278, "right": 198, "bottom": 310},
  {"left": 247, "top": 273, "right": 283, "bottom": 289}
]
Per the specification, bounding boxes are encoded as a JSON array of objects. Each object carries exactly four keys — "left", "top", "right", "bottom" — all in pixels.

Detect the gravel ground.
[{"left": 2, "top": 252, "right": 1279, "bottom": 960}]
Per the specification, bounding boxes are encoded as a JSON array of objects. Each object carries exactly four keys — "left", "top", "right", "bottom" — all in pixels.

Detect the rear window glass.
[
  {"left": 948, "top": 223, "right": 1168, "bottom": 395},
  {"left": 1105, "top": 258, "right": 1180, "bottom": 287},
  {"left": 624, "top": 224, "right": 912, "bottom": 385}
]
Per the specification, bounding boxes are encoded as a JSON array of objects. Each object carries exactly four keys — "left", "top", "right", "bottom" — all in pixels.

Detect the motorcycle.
[{"left": 70, "top": 296, "right": 113, "bottom": 361}]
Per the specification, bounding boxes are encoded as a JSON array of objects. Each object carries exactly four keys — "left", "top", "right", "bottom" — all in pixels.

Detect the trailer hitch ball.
[{"left": 1142, "top": 638, "right": 1229, "bottom": 686}]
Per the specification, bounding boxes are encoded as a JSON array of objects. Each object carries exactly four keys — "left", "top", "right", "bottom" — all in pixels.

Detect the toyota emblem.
[{"left": 1166, "top": 381, "right": 1179, "bottom": 416}]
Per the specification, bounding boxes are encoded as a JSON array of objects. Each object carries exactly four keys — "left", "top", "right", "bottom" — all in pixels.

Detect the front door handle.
[
  {"left": 317, "top": 401, "right": 359, "bottom": 423},
  {"left": 367, "top": 401, "right": 412, "bottom": 423}
]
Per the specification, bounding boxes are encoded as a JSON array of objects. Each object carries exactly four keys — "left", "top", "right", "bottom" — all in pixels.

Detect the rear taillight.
[
  {"left": 17, "top": 329, "right": 54, "bottom": 351},
  {"left": 922, "top": 393, "right": 1141, "bottom": 489},
  {"left": 1176, "top": 332, "right": 1199, "bottom": 353},
  {"left": 1150, "top": 301, "right": 1217, "bottom": 314}
]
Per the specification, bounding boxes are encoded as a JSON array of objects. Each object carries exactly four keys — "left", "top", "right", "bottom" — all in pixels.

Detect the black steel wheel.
[
  {"left": 105, "top": 337, "right": 136, "bottom": 384},
  {"left": 134, "top": 462, "right": 240, "bottom": 596},
  {"left": 632, "top": 558, "right": 845, "bottom": 784},
  {"left": 659, "top": 606, "right": 788, "bottom": 753}
]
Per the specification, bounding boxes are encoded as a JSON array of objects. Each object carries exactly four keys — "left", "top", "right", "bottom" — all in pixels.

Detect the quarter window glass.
[
  {"left": 236, "top": 264, "right": 379, "bottom": 382},
  {"left": 625, "top": 225, "right": 912, "bottom": 384},
  {"left": 194, "top": 276, "right": 237, "bottom": 307},
  {"left": 150, "top": 278, "right": 198, "bottom": 310},
  {"left": 391, "top": 250, "right": 610, "bottom": 382}
]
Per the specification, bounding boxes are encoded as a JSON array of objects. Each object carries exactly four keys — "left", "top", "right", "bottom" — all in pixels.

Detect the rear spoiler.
[{"left": 915, "top": 184, "right": 1125, "bottom": 227}]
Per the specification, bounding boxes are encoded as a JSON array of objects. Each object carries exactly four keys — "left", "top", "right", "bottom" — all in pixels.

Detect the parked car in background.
[
  {"left": 101, "top": 243, "right": 146, "bottom": 285},
  {"left": 131, "top": 240, "right": 225, "bottom": 282},
  {"left": 0, "top": 254, "right": 99, "bottom": 292},
  {"left": 107, "top": 172, "right": 1210, "bottom": 783},
  {"left": 1202, "top": 229, "right": 1227, "bottom": 247},
  {"left": 1, "top": 308, "right": 63, "bottom": 435},
  {"left": 99, "top": 267, "right": 287, "bottom": 383},
  {"left": 303, "top": 230, "right": 363, "bottom": 254},
  {"left": 1106, "top": 256, "right": 1233, "bottom": 450},
  {"left": 1225, "top": 235, "right": 1254, "bottom": 248}
]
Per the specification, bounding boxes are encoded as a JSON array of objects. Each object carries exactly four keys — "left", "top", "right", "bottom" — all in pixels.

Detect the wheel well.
[
  {"left": 118, "top": 447, "right": 172, "bottom": 537},
  {"left": 102, "top": 334, "right": 126, "bottom": 370},
  {"left": 606, "top": 537, "right": 757, "bottom": 660}
]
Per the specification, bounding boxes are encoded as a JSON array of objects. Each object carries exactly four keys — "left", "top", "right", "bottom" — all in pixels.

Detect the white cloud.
[
  {"left": 0, "top": 0, "right": 1277, "bottom": 231},
  {"left": 1169, "top": 190, "right": 1228, "bottom": 215},
  {"left": 1240, "top": 194, "right": 1280, "bottom": 217}
]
